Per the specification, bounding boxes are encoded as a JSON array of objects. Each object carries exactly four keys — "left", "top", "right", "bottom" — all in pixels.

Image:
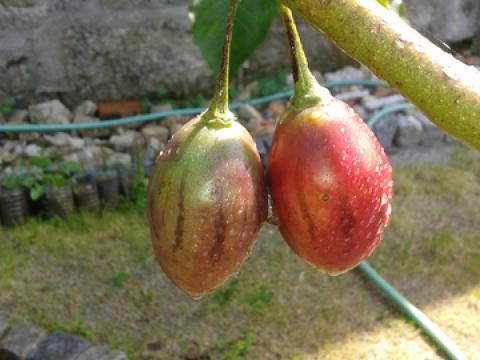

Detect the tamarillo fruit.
[
  {"left": 267, "top": 6, "right": 393, "bottom": 275},
  {"left": 146, "top": 0, "right": 266, "bottom": 297}
]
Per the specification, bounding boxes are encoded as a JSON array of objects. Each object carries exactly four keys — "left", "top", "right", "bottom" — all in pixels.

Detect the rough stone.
[
  {"left": 75, "top": 346, "right": 128, "bottom": 360},
  {"left": 336, "top": 90, "right": 371, "bottom": 103},
  {"left": 0, "top": 323, "right": 46, "bottom": 359},
  {"left": 411, "top": 111, "right": 445, "bottom": 146},
  {"left": 79, "top": 146, "right": 110, "bottom": 169},
  {"left": 362, "top": 95, "right": 406, "bottom": 112},
  {"left": 7, "top": 109, "right": 29, "bottom": 124},
  {"left": 44, "top": 132, "right": 75, "bottom": 147},
  {"left": 109, "top": 131, "right": 145, "bottom": 153},
  {"left": 24, "top": 144, "right": 42, "bottom": 157},
  {"left": 237, "top": 104, "right": 263, "bottom": 122},
  {"left": 106, "top": 152, "right": 132, "bottom": 168},
  {"left": 141, "top": 125, "right": 169, "bottom": 143},
  {"left": 404, "top": 0, "right": 480, "bottom": 42},
  {"left": 26, "top": 332, "right": 90, "bottom": 360},
  {"left": 73, "top": 100, "right": 97, "bottom": 120},
  {"left": 394, "top": 115, "right": 423, "bottom": 147},
  {"left": 373, "top": 114, "right": 399, "bottom": 152},
  {"left": 29, "top": 100, "right": 72, "bottom": 124},
  {"left": 150, "top": 103, "right": 173, "bottom": 114},
  {"left": 324, "top": 66, "right": 365, "bottom": 82}
]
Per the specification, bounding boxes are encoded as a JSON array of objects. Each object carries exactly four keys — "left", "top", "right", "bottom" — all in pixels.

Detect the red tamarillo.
[
  {"left": 267, "top": 6, "right": 392, "bottom": 275},
  {"left": 147, "top": 0, "right": 266, "bottom": 297}
]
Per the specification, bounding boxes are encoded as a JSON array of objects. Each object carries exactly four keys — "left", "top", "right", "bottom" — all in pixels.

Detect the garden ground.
[{"left": 0, "top": 145, "right": 479, "bottom": 359}]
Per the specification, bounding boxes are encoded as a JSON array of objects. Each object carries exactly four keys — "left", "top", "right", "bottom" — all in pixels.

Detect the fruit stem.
[
  {"left": 203, "top": 0, "right": 240, "bottom": 126},
  {"left": 280, "top": 5, "right": 332, "bottom": 111}
]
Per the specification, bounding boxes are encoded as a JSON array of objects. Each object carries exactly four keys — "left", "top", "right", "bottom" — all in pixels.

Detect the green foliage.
[
  {"left": 52, "top": 316, "right": 93, "bottom": 338},
  {"left": 376, "top": 0, "right": 389, "bottom": 7},
  {"left": 0, "top": 174, "right": 24, "bottom": 189},
  {"left": 221, "top": 333, "right": 256, "bottom": 360},
  {"left": 0, "top": 97, "right": 15, "bottom": 114},
  {"left": 155, "top": 86, "right": 169, "bottom": 98},
  {"left": 105, "top": 271, "right": 129, "bottom": 288},
  {"left": 212, "top": 278, "right": 240, "bottom": 308},
  {"left": 376, "top": 0, "right": 406, "bottom": 16},
  {"left": 244, "top": 285, "right": 273, "bottom": 315},
  {"left": 139, "top": 97, "right": 151, "bottom": 112},
  {"left": 1, "top": 154, "right": 80, "bottom": 200},
  {"left": 22, "top": 172, "right": 45, "bottom": 201},
  {"left": 190, "top": 0, "right": 277, "bottom": 78},
  {"left": 19, "top": 155, "right": 80, "bottom": 200},
  {"left": 179, "top": 93, "right": 207, "bottom": 109},
  {"left": 255, "top": 68, "right": 288, "bottom": 97}
]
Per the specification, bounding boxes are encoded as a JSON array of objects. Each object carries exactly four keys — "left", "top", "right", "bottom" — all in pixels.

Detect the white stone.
[
  {"left": 362, "top": 95, "right": 406, "bottom": 112},
  {"left": 24, "top": 144, "right": 42, "bottom": 157},
  {"left": 109, "top": 131, "right": 145, "bottom": 152},
  {"left": 73, "top": 100, "right": 97, "bottom": 119},
  {"left": 141, "top": 125, "right": 169, "bottom": 143},
  {"left": 394, "top": 115, "right": 423, "bottom": 147},
  {"left": 29, "top": 100, "right": 72, "bottom": 124}
]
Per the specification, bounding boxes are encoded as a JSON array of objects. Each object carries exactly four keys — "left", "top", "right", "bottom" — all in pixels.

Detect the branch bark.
[{"left": 280, "top": 0, "right": 480, "bottom": 151}]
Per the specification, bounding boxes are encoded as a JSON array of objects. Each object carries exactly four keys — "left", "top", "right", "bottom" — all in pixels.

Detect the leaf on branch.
[
  {"left": 376, "top": 0, "right": 389, "bottom": 8},
  {"left": 190, "top": 0, "right": 277, "bottom": 78}
]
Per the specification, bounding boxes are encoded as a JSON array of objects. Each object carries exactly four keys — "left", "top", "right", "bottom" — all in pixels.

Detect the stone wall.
[
  {"left": 0, "top": 0, "right": 352, "bottom": 105},
  {"left": 404, "top": 0, "right": 480, "bottom": 43},
  {"left": 0, "top": 0, "right": 479, "bottom": 105}
]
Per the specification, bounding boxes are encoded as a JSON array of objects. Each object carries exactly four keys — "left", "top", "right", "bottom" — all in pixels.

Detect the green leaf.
[
  {"left": 30, "top": 185, "right": 45, "bottom": 201},
  {"left": 376, "top": 0, "right": 389, "bottom": 7},
  {"left": 190, "top": 0, "right": 277, "bottom": 78}
]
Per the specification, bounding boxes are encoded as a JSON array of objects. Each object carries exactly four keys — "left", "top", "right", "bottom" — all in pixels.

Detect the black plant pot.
[
  {"left": 0, "top": 187, "right": 29, "bottom": 226},
  {"left": 43, "top": 185, "right": 75, "bottom": 218},
  {"left": 74, "top": 180, "right": 100, "bottom": 213},
  {"left": 96, "top": 170, "right": 120, "bottom": 209}
]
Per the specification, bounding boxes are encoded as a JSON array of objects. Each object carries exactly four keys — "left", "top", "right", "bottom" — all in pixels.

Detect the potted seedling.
[
  {"left": 42, "top": 172, "right": 76, "bottom": 218},
  {"left": 73, "top": 171, "right": 100, "bottom": 213},
  {"left": 0, "top": 173, "right": 29, "bottom": 226}
]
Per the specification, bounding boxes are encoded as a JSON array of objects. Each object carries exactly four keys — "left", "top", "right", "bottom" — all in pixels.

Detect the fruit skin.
[
  {"left": 267, "top": 98, "right": 392, "bottom": 275},
  {"left": 147, "top": 115, "right": 267, "bottom": 297}
]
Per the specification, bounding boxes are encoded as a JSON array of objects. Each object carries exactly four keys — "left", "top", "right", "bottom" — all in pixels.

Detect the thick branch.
[{"left": 280, "top": 0, "right": 480, "bottom": 151}]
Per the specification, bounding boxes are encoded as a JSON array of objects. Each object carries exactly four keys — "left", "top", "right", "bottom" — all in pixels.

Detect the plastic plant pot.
[
  {"left": 43, "top": 185, "right": 75, "bottom": 218},
  {"left": 96, "top": 170, "right": 120, "bottom": 209},
  {"left": 116, "top": 166, "right": 135, "bottom": 198},
  {"left": 74, "top": 179, "right": 100, "bottom": 213},
  {"left": 0, "top": 187, "right": 29, "bottom": 226}
]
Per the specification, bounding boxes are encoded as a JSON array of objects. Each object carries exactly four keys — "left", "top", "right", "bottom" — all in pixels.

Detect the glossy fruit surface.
[
  {"left": 267, "top": 98, "right": 392, "bottom": 275},
  {"left": 147, "top": 116, "right": 266, "bottom": 297}
]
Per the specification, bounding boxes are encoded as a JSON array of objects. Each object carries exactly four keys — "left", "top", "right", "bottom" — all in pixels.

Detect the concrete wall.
[
  {"left": 0, "top": 0, "right": 479, "bottom": 105},
  {"left": 0, "top": 0, "right": 352, "bottom": 105}
]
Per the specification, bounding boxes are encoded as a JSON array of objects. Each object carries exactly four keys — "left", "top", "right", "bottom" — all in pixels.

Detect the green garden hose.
[
  {"left": 357, "top": 262, "right": 467, "bottom": 360},
  {"left": 0, "top": 79, "right": 466, "bottom": 359},
  {"left": 0, "top": 79, "right": 386, "bottom": 133}
]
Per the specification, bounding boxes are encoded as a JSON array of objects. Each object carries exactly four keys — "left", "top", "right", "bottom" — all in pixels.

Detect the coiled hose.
[{"left": 0, "top": 79, "right": 466, "bottom": 360}]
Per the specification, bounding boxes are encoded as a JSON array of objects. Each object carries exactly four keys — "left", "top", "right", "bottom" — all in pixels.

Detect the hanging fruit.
[
  {"left": 146, "top": 0, "right": 267, "bottom": 298},
  {"left": 267, "top": 6, "right": 393, "bottom": 275}
]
